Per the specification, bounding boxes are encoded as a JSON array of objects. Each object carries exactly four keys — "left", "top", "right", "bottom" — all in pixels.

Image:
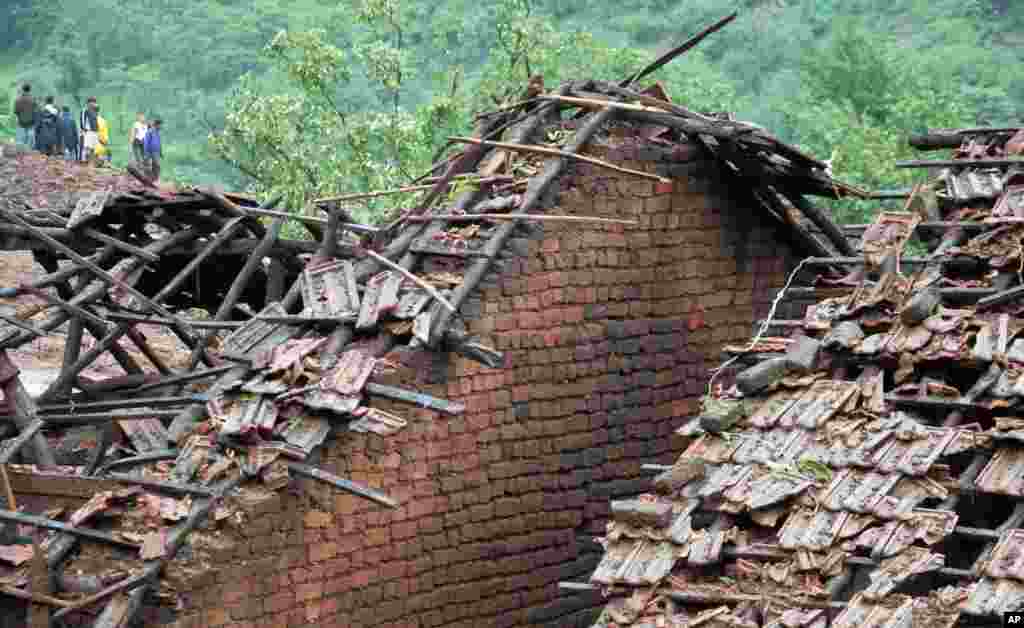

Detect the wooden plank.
[{"left": 7, "top": 471, "right": 122, "bottom": 499}]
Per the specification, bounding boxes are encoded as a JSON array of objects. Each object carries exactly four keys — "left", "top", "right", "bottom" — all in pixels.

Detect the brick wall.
[{"left": 162, "top": 133, "right": 801, "bottom": 628}]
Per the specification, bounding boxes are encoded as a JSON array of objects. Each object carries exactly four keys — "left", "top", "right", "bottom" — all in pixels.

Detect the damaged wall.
[{"left": 147, "top": 130, "right": 806, "bottom": 628}]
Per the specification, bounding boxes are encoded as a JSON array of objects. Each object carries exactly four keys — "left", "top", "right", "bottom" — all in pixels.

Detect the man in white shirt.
[
  {"left": 130, "top": 112, "right": 147, "bottom": 164},
  {"left": 79, "top": 96, "right": 99, "bottom": 162}
]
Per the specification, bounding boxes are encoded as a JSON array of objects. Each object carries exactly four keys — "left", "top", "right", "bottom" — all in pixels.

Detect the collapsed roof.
[
  {"left": 577, "top": 128, "right": 1024, "bottom": 627},
  {"left": 0, "top": 73, "right": 856, "bottom": 626}
]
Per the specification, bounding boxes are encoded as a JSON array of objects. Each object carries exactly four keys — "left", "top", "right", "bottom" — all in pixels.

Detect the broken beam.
[
  {"left": 38, "top": 395, "right": 205, "bottom": 414},
  {"left": 0, "top": 510, "right": 139, "bottom": 550},
  {"left": 106, "top": 473, "right": 216, "bottom": 497},
  {"left": 0, "top": 419, "right": 44, "bottom": 464},
  {"left": 364, "top": 383, "right": 465, "bottom": 415},
  {"left": 34, "top": 409, "right": 181, "bottom": 425},
  {"left": 884, "top": 394, "right": 990, "bottom": 413},
  {"left": 895, "top": 158, "right": 1024, "bottom": 169},
  {"left": 978, "top": 285, "right": 1024, "bottom": 310},
  {"left": 103, "top": 312, "right": 243, "bottom": 330},
  {"left": 287, "top": 462, "right": 397, "bottom": 508},
  {"left": 842, "top": 221, "right": 990, "bottom": 233}
]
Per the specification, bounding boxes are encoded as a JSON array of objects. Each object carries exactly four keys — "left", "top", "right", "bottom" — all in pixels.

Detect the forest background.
[{"left": 1, "top": 0, "right": 1022, "bottom": 226}]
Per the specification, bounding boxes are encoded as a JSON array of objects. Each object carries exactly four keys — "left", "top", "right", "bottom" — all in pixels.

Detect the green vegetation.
[{"left": 1, "top": 0, "right": 1022, "bottom": 224}]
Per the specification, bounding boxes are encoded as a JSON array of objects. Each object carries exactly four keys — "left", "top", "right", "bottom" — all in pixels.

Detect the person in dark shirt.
[
  {"left": 12, "top": 84, "right": 36, "bottom": 147},
  {"left": 143, "top": 119, "right": 163, "bottom": 182},
  {"left": 60, "top": 106, "right": 78, "bottom": 161},
  {"left": 35, "top": 96, "right": 61, "bottom": 156}
]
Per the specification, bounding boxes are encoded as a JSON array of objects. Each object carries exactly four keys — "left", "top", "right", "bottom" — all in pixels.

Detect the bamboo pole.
[
  {"left": 538, "top": 94, "right": 668, "bottom": 114},
  {"left": 447, "top": 136, "right": 670, "bottom": 183},
  {"left": 245, "top": 208, "right": 379, "bottom": 233},
  {"left": 313, "top": 182, "right": 442, "bottom": 205},
  {"left": 405, "top": 213, "right": 637, "bottom": 225}
]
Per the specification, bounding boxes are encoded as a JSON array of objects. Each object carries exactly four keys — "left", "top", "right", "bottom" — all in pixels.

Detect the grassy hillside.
[{"left": 1, "top": 0, "right": 1021, "bottom": 219}]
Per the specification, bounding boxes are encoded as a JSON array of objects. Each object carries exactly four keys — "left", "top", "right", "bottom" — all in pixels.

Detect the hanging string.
[{"left": 702, "top": 257, "right": 810, "bottom": 404}]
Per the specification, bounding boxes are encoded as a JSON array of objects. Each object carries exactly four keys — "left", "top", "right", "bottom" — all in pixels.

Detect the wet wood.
[
  {"left": 0, "top": 419, "right": 44, "bottom": 464},
  {"left": 81, "top": 228, "right": 160, "bottom": 262},
  {"left": 0, "top": 510, "right": 139, "bottom": 550}
]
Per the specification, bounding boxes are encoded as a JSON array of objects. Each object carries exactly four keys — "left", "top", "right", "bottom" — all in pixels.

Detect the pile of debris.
[
  {"left": 575, "top": 127, "right": 1024, "bottom": 626},
  {"left": 0, "top": 62, "right": 860, "bottom": 627}
]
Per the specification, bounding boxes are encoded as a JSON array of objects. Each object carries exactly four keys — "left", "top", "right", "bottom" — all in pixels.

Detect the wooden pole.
[
  {"left": 313, "top": 182, "right": 442, "bottom": 205},
  {"left": 404, "top": 213, "right": 637, "bottom": 225},
  {"left": 0, "top": 465, "right": 16, "bottom": 510},
  {"left": 187, "top": 216, "right": 286, "bottom": 368},
  {"left": 895, "top": 158, "right": 1024, "bottom": 168},
  {"left": 245, "top": 207, "right": 379, "bottom": 233},
  {"left": 448, "top": 136, "right": 670, "bottom": 183}
]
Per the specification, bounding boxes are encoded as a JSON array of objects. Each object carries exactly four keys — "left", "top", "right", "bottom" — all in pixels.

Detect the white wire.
[{"left": 703, "top": 257, "right": 810, "bottom": 403}]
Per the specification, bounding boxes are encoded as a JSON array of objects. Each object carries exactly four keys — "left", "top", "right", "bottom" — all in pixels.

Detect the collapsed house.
[
  {"left": 0, "top": 73, "right": 857, "bottom": 628},
  {"left": 574, "top": 128, "right": 1024, "bottom": 627}
]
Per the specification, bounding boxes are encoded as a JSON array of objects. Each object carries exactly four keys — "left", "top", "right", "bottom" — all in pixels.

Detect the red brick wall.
[{"left": 161, "top": 135, "right": 799, "bottom": 628}]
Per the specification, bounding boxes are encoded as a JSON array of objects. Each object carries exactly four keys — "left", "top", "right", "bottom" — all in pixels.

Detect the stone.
[
  {"left": 823, "top": 321, "right": 865, "bottom": 350},
  {"left": 899, "top": 286, "right": 941, "bottom": 326},
  {"left": 783, "top": 335, "right": 821, "bottom": 373},
  {"left": 735, "top": 357, "right": 791, "bottom": 396}
]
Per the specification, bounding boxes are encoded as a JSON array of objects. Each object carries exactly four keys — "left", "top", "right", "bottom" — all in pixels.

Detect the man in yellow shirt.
[{"left": 94, "top": 105, "right": 111, "bottom": 165}]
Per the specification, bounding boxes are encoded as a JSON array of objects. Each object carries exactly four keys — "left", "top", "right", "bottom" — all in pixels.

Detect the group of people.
[{"left": 12, "top": 84, "right": 164, "bottom": 182}]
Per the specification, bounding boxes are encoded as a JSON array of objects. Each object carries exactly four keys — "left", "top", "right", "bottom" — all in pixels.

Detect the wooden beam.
[
  {"left": 6, "top": 470, "right": 122, "bottom": 499},
  {"left": 0, "top": 510, "right": 139, "bottom": 550},
  {"left": 404, "top": 212, "right": 636, "bottom": 225}
]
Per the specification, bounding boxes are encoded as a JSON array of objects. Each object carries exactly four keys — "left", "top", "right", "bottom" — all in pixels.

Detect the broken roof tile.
[
  {"left": 976, "top": 447, "right": 1024, "bottom": 497},
  {"left": 980, "top": 529, "right": 1024, "bottom": 581},
  {"left": 778, "top": 508, "right": 848, "bottom": 551},
  {"left": 301, "top": 260, "right": 360, "bottom": 318}
]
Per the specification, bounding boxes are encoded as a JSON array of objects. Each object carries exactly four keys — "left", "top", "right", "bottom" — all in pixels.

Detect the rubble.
[
  {"left": 575, "top": 124, "right": 1024, "bottom": 626},
  {"left": 0, "top": 61, "right": 864, "bottom": 626}
]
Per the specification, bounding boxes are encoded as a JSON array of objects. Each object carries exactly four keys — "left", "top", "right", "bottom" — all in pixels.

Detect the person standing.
[
  {"left": 143, "top": 118, "right": 163, "bottom": 182},
  {"left": 13, "top": 84, "right": 36, "bottom": 148},
  {"left": 34, "top": 96, "right": 61, "bottom": 156},
  {"left": 78, "top": 96, "right": 99, "bottom": 162},
  {"left": 94, "top": 104, "right": 111, "bottom": 165},
  {"left": 129, "top": 112, "right": 147, "bottom": 164},
  {"left": 60, "top": 106, "right": 78, "bottom": 161}
]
